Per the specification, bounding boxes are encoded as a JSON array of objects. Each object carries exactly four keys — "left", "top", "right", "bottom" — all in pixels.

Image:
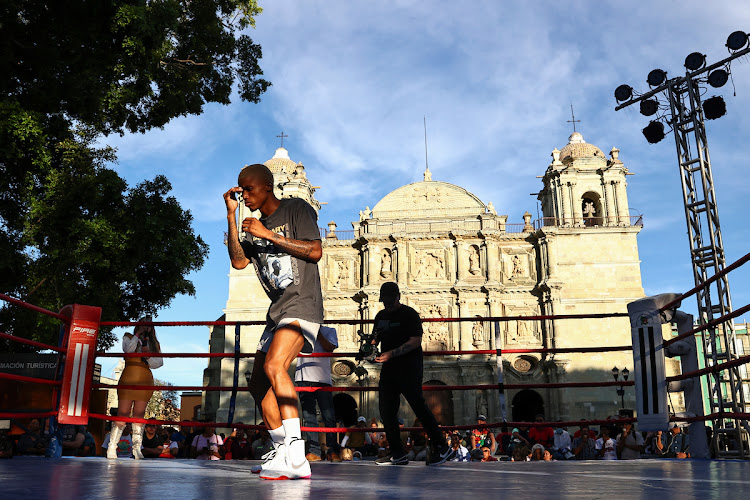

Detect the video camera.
[{"left": 355, "top": 328, "right": 381, "bottom": 362}]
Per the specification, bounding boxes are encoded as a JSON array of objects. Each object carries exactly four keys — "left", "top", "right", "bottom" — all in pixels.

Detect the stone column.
[
  {"left": 570, "top": 182, "right": 582, "bottom": 226},
  {"left": 456, "top": 240, "right": 468, "bottom": 282},
  {"left": 488, "top": 297, "right": 501, "bottom": 350},
  {"left": 367, "top": 244, "right": 379, "bottom": 285},
  {"left": 458, "top": 299, "right": 472, "bottom": 350},
  {"left": 395, "top": 239, "right": 408, "bottom": 283},
  {"left": 486, "top": 239, "right": 499, "bottom": 282},
  {"left": 614, "top": 180, "right": 630, "bottom": 224},
  {"left": 559, "top": 179, "right": 570, "bottom": 224},
  {"left": 603, "top": 179, "right": 617, "bottom": 225},
  {"left": 545, "top": 234, "right": 557, "bottom": 278}
]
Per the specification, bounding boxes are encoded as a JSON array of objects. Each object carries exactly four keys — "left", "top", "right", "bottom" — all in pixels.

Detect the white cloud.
[{"left": 89, "top": 1, "right": 750, "bottom": 386}]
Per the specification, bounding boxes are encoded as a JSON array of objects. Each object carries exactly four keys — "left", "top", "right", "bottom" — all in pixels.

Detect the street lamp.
[{"left": 612, "top": 366, "right": 629, "bottom": 409}]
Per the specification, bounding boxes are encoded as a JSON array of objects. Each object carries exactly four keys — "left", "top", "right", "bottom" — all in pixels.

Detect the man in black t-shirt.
[
  {"left": 373, "top": 282, "right": 455, "bottom": 466},
  {"left": 60, "top": 424, "right": 85, "bottom": 456}
]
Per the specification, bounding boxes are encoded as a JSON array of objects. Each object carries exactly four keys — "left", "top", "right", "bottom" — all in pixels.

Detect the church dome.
[
  {"left": 264, "top": 147, "right": 299, "bottom": 174},
  {"left": 372, "top": 180, "right": 487, "bottom": 220},
  {"left": 559, "top": 132, "right": 606, "bottom": 166}
]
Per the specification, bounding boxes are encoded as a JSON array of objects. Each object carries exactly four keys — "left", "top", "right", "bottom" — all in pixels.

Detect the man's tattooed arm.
[{"left": 267, "top": 233, "right": 323, "bottom": 263}]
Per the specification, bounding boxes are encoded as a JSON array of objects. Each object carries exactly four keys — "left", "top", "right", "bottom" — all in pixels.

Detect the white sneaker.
[
  {"left": 260, "top": 439, "right": 311, "bottom": 480},
  {"left": 251, "top": 445, "right": 281, "bottom": 474}
]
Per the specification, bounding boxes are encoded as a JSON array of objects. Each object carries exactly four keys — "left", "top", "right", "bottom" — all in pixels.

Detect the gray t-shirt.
[{"left": 241, "top": 197, "right": 323, "bottom": 325}]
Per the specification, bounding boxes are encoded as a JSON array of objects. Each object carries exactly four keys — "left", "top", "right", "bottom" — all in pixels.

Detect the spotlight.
[
  {"left": 647, "top": 69, "right": 667, "bottom": 87},
  {"left": 615, "top": 84, "right": 633, "bottom": 102},
  {"left": 703, "top": 96, "right": 726, "bottom": 120},
  {"left": 726, "top": 31, "right": 749, "bottom": 52},
  {"left": 707, "top": 69, "right": 729, "bottom": 88},
  {"left": 642, "top": 121, "right": 665, "bottom": 144},
  {"left": 684, "top": 52, "right": 706, "bottom": 71},
  {"left": 640, "top": 99, "right": 659, "bottom": 116}
]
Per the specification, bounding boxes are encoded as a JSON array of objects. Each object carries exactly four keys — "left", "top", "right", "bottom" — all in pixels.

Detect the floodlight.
[
  {"left": 726, "top": 31, "right": 749, "bottom": 52},
  {"left": 647, "top": 69, "right": 667, "bottom": 87},
  {"left": 640, "top": 99, "right": 659, "bottom": 116},
  {"left": 684, "top": 52, "right": 706, "bottom": 71},
  {"left": 703, "top": 96, "right": 726, "bottom": 120},
  {"left": 614, "top": 84, "right": 633, "bottom": 102},
  {"left": 707, "top": 69, "right": 729, "bottom": 88},
  {"left": 642, "top": 121, "right": 665, "bottom": 144}
]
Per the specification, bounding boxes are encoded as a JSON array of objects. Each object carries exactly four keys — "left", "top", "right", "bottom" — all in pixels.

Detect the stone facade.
[{"left": 205, "top": 134, "right": 648, "bottom": 427}]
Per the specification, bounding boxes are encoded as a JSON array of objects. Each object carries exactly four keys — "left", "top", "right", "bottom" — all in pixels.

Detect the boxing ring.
[
  {"left": 3, "top": 456, "right": 750, "bottom": 499},
  {"left": 2, "top": 252, "right": 750, "bottom": 497}
]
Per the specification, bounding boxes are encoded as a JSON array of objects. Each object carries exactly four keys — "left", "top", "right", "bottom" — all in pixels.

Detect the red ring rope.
[
  {"left": 0, "top": 293, "right": 68, "bottom": 321},
  {"left": 0, "top": 332, "right": 64, "bottom": 353},
  {"left": 664, "top": 301, "right": 750, "bottom": 347}
]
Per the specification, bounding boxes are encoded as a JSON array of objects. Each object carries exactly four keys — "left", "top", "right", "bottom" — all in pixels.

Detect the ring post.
[
  {"left": 494, "top": 321, "right": 507, "bottom": 422},
  {"left": 57, "top": 304, "right": 101, "bottom": 424},
  {"left": 627, "top": 294, "right": 679, "bottom": 431}
]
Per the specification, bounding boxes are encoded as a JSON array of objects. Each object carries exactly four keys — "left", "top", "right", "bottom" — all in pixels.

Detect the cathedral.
[{"left": 203, "top": 132, "right": 645, "bottom": 427}]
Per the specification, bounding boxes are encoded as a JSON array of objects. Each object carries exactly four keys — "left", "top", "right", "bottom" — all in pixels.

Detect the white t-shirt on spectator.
[
  {"left": 553, "top": 430, "right": 572, "bottom": 450},
  {"left": 451, "top": 445, "right": 470, "bottom": 462},
  {"left": 595, "top": 437, "right": 618, "bottom": 460},
  {"left": 192, "top": 434, "right": 224, "bottom": 460},
  {"left": 617, "top": 431, "right": 644, "bottom": 460}
]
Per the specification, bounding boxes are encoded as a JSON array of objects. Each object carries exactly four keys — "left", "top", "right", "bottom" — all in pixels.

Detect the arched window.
[
  {"left": 511, "top": 389, "right": 545, "bottom": 423},
  {"left": 581, "top": 192, "right": 603, "bottom": 226},
  {"left": 424, "top": 380, "right": 454, "bottom": 425}
]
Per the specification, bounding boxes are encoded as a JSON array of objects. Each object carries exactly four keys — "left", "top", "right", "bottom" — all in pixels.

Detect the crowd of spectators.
[{"left": 2, "top": 413, "right": 694, "bottom": 462}]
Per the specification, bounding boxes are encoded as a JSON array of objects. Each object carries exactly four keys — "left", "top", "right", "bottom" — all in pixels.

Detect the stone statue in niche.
[
  {"left": 380, "top": 251, "right": 392, "bottom": 278},
  {"left": 468, "top": 246, "right": 480, "bottom": 275},
  {"left": 512, "top": 254, "right": 524, "bottom": 277},
  {"left": 472, "top": 320, "right": 483, "bottom": 347},
  {"left": 335, "top": 260, "right": 349, "bottom": 287}
]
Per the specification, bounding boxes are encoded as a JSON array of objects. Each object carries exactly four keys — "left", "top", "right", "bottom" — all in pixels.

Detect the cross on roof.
[
  {"left": 567, "top": 105, "right": 581, "bottom": 133},
  {"left": 276, "top": 131, "right": 288, "bottom": 148}
]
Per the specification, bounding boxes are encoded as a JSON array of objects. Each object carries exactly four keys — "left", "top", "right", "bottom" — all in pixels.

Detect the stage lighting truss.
[
  {"left": 642, "top": 120, "right": 666, "bottom": 144},
  {"left": 685, "top": 52, "right": 707, "bottom": 71},
  {"left": 647, "top": 69, "right": 667, "bottom": 87},
  {"left": 726, "top": 31, "right": 749, "bottom": 52},
  {"left": 703, "top": 96, "right": 727, "bottom": 120},
  {"left": 707, "top": 68, "right": 729, "bottom": 88},
  {"left": 614, "top": 84, "right": 633, "bottom": 102},
  {"left": 639, "top": 98, "right": 660, "bottom": 117}
]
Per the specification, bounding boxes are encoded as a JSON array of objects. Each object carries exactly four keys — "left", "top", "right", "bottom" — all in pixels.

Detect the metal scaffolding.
[{"left": 614, "top": 33, "right": 750, "bottom": 459}]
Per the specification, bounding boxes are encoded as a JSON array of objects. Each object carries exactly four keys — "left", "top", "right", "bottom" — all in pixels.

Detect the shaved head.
[{"left": 238, "top": 163, "right": 273, "bottom": 186}]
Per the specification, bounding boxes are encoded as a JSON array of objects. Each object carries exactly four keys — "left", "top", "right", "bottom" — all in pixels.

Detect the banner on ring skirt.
[
  {"left": 628, "top": 295, "right": 673, "bottom": 432},
  {"left": 57, "top": 304, "right": 101, "bottom": 425}
]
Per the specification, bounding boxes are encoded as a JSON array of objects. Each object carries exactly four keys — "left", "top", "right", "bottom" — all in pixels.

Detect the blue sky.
[{"left": 99, "top": 1, "right": 750, "bottom": 388}]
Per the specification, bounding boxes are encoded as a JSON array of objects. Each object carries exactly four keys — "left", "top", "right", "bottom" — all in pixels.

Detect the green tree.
[
  {"left": 146, "top": 380, "right": 182, "bottom": 422},
  {"left": 0, "top": 1, "right": 270, "bottom": 350}
]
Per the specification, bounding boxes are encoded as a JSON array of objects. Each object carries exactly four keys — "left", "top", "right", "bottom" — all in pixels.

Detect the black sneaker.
[
  {"left": 426, "top": 444, "right": 455, "bottom": 466},
  {"left": 375, "top": 453, "right": 409, "bottom": 465}
]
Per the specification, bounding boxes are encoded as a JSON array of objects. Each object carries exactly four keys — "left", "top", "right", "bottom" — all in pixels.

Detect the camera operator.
[{"left": 373, "top": 282, "right": 455, "bottom": 466}]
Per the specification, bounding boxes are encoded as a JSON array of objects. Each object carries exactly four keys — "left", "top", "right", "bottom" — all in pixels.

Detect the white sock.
[
  {"left": 282, "top": 418, "right": 305, "bottom": 466},
  {"left": 269, "top": 426, "right": 285, "bottom": 449},
  {"left": 282, "top": 418, "right": 302, "bottom": 443}
]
